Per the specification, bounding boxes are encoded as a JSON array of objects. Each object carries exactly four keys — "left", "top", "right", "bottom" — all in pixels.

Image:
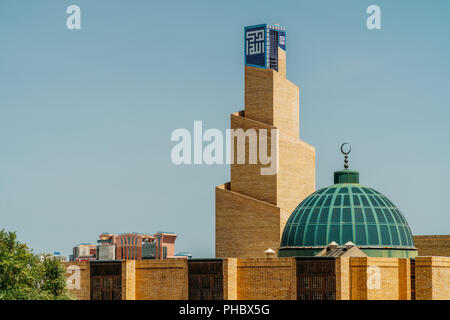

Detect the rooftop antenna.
[{"left": 340, "top": 143, "right": 351, "bottom": 169}]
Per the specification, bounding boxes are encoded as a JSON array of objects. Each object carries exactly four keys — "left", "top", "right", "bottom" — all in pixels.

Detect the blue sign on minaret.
[{"left": 244, "top": 24, "right": 286, "bottom": 71}]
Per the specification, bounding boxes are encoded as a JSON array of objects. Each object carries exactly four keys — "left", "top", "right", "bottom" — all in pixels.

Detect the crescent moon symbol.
[{"left": 341, "top": 143, "right": 351, "bottom": 155}]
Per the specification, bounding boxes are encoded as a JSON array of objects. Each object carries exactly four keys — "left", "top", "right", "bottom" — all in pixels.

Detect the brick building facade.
[{"left": 64, "top": 256, "right": 450, "bottom": 300}]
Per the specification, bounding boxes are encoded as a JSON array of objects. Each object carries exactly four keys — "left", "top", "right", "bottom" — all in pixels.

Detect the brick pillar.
[
  {"left": 335, "top": 257, "right": 350, "bottom": 300},
  {"left": 349, "top": 257, "right": 368, "bottom": 300},
  {"left": 398, "top": 258, "right": 411, "bottom": 300},
  {"left": 121, "top": 260, "right": 136, "bottom": 300},
  {"left": 223, "top": 258, "right": 237, "bottom": 300}
]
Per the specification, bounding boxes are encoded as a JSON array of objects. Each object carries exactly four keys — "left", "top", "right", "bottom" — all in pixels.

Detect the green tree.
[
  {"left": 40, "top": 254, "right": 71, "bottom": 299},
  {"left": 0, "top": 229, "right": 73, "bottom": 300}
]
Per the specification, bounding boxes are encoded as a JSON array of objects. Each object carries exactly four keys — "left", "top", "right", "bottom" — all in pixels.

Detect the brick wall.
[
  {"left": 63, "top": 261, "right": 90, "bottom": 300},
  {"left": 236, "top": 258, "right": 296, "bottom": 300},
  {"left": 135, "top": 259, "right": 188, "bottom": 300},
  {"left": 413, "top": 235, "right": 450, "bottom": 257},
  {"left": 415, "top": 256, "right": 450, "bottom": 300},
  {"left": 349, "top": 257, "right": 407, "bottom": 300},
  {"left": 216, "top": 184, "right": 282, "bottom": 258},
  {"left": 63, "top": 257, "right": 450, "bottom": 300}
]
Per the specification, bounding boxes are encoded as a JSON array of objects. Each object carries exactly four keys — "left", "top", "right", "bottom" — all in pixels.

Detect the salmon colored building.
[{"left": 98, "top": 232, "right": 177, "bottom": 260}]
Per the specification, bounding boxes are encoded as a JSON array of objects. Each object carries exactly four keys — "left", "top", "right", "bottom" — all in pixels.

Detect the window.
[
  {"left": 339, "top": 187, "right": 348, "bottom": 194},
  {"left": 384, "top": 209, "right": 395, "bottom": 223},
  {"left": 391, "top": 211, "right": 403, "bottom": 224},
  {"left": 368, "top": 225, "right": 379, "bottom": 245},
  {"left": 309, "top": 208, "right": 321, "bottom": 224},
  {"left": 316, "top": 196, "right": 326, "bottom": 206},
  {"left": 363, "top": 188, "right": 375, "bottom": 194},
  {"left": 375, "top": 209, "right": 386, "bottom": 223},
  {"left": 354, "top": 208, "right": 365, "bottom": 223},
  {"left": 379, "top": 225, "right": 390, "bottom": 244},
  {"left": 370, "top": 196, "right": 382, "bottom": 207},
  {"left": 288, "top": 225, "right": 303, "bottom": 245},
  {"left": 304, "top": 224, "right": 316, "bottom": 245},
  {"left": 299, "top": 208, "right": 311, "bottom": 225},
  {"left": 364, "top": 208, "right": 376, "bottom": 223},
  {"left": 389, "top": 226, "right": 400, "bottom": 245},
  {"left": 292, "top": 209, "right": 303, "bottom": 224},
  {"left": 342, "top": 208, "right": 352, "bottom": 223},
  {"left": 361, "top": 196, "right": 371, "bottom": 207},
  {"left": 343, "top": 195, "right": 351, "bottom": 206},
  {"left": 342, "top": 225, "right": 353, "bottom": 244},
  {"left": 331, "top": 208, "right": 341, "bottom": 223},
  {"left": 316, "top": 225, "right": 327, "bottom": 244},
  {"left": 399, "top": 226, "right": 408, "bottom": 246},
  {"left": 319, "top": 209, "right": 330, "bottom": 224},
  {"left": 329, "top": 225, "right": 340, "bottom": 243},
  {"left": 355, "top": 225, "right": 367, "bottom": 244},
  {"left": 351, "top": 187, "right": 362, "bottom": 194},
  {"left": 305, "top": 196, "right": 317, "bottom": 208},
  {"left": 334, "top": 195, "right": 342, "bottom": 206}
]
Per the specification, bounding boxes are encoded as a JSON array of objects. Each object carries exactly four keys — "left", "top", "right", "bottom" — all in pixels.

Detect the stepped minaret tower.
[{"left": 215, "top": 24, "right": 316, "bottom": 258}]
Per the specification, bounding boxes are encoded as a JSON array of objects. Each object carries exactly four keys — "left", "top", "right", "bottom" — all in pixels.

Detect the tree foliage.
[{"left": 0, "top": 229, "right": 73, "bottom": 300}]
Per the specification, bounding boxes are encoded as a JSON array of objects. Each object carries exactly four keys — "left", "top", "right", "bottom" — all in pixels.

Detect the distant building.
[
  {"left": 70, "top": 243, "right": 97, "bottom": 261},
  {"left": 142, "top": 239, "right": 156, "bottom": 259},
  {"left": 154, "top": 232, "right": 177, "bottom": 259},
  {"left": 39, "top": 252, "right": 67, "bottom": 262},
  {"left": 52, "top": 252, "right": 67, "bottom": 262},
  {"left": 97, "top": 242, "right": 115, "bottom": 260},
  {"left": 95, "top": 232, "right": 178, "bottom": 261}
]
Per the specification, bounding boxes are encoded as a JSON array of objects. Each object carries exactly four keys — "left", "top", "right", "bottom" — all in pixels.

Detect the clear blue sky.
[{"left": 1, "top": 0, "right": 449, "bottom": 258}]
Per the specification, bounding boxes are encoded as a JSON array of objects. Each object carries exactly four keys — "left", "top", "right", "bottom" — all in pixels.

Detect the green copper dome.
[{"left": 279, "top": 170, "right": 417, "bottom": 258}]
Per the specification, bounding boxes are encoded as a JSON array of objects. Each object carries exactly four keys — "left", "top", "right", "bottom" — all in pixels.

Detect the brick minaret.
[{"left": 215, "top": 24, "right": 316, "bottom": 258}]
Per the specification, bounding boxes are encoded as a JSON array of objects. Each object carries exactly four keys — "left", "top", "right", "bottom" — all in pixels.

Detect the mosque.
[
  {"left": 215, "top": 23, "right": 418, "bottom": 260},
  {"left": 64, "top": 24, "right": 450, "bottom": 300}
]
